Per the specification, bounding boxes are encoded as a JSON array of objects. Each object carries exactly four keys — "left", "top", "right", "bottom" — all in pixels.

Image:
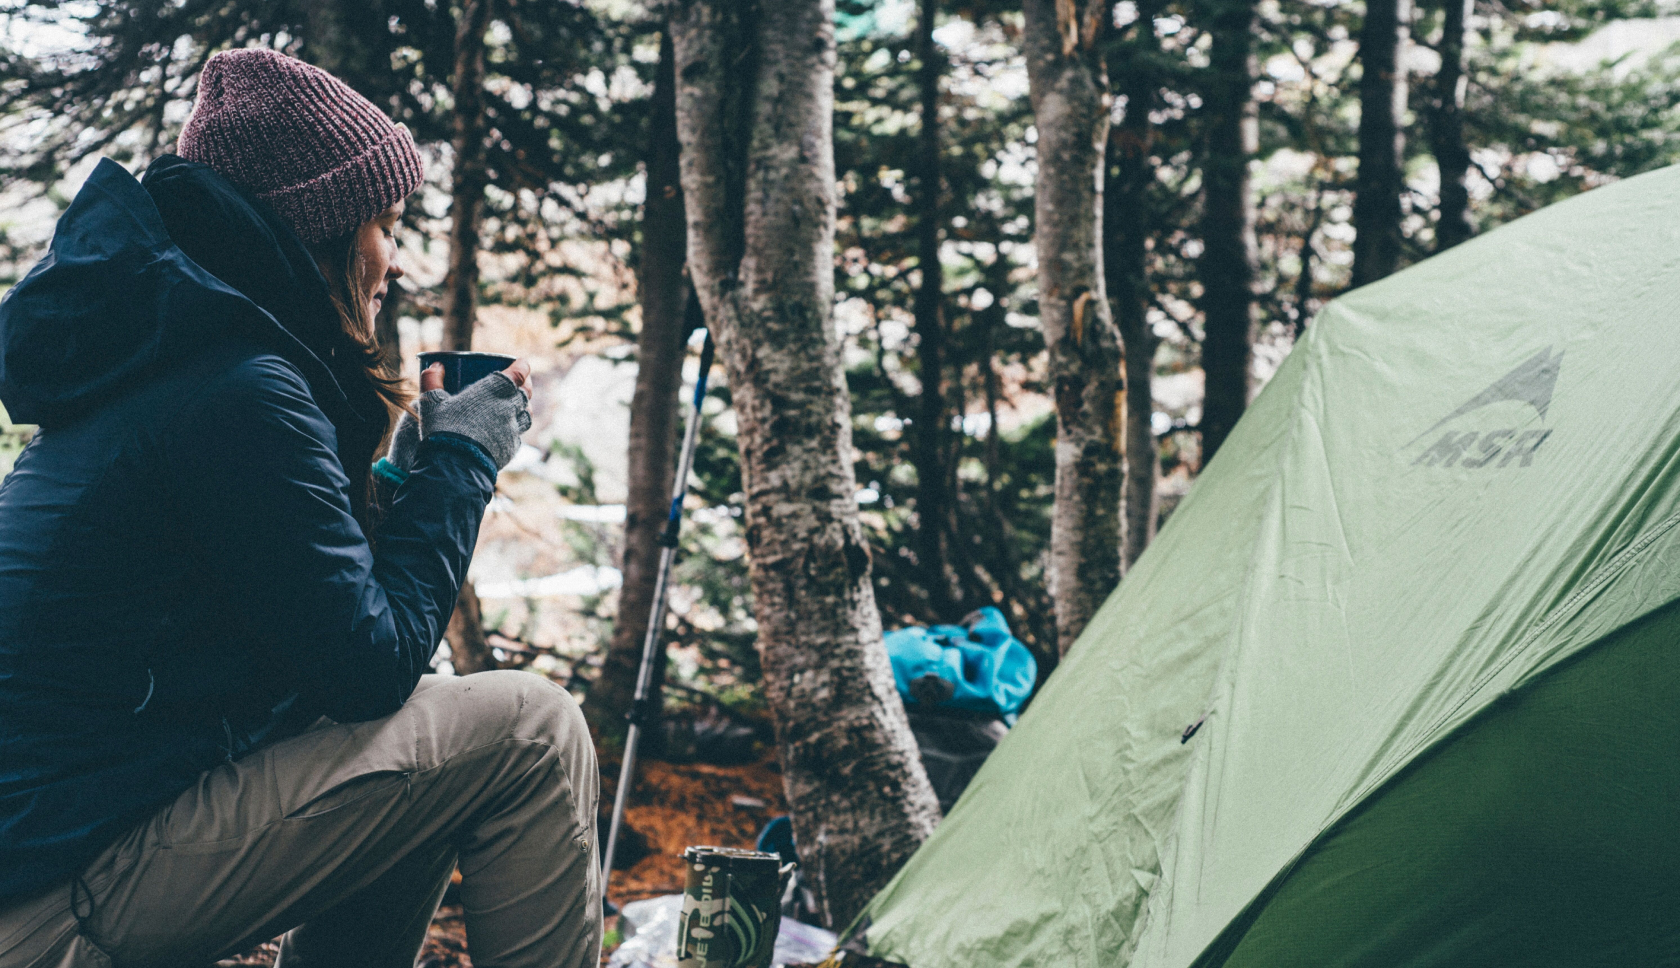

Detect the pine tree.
[
  {"left": 910, "top": 0, "right": 960, "bottom": 617},
  {"left": 1352, "top": 0, "right": 1412, "bottom": 284},
  {"left": 1197, "top": 0, "right": 1258, "bottom": 465},
  {"left": 1427, "top": 0, "right": 1474, "bottom": 251},
  {"left": 584, "top": 28, "right": 692, "bottom": 738},
  {"left": 1104, "top": 1, "right": 1168, "bottom": 570}
]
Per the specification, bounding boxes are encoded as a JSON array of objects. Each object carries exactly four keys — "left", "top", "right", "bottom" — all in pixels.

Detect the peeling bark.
[
  {"left": 1429, "top": 0, "right": 1473, "bottom": 252},
  {"left": 1197, "top": 0, "right": 1258, "bottom": 466},
  {"left": 670, "top": 0, "right": 940, "bottom": 929},
  {"left": 1022, "top": 0, "right": 1123, "bottom": 654},
  {"left": 1352, "top": 0, "right": 1411, "bottom": 285},
  {"left": 585, "top": 30, "right": 691, "bottom": 737}
]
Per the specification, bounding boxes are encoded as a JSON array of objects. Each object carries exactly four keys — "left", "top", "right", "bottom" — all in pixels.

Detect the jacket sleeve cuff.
[{"left": 423, "top": 433, "right": 499, "bottom": 479}]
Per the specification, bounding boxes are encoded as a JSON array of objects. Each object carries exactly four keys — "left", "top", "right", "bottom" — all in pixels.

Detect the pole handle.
[{"left": 658, "top": 330, "right": 716, "bottom": 549}]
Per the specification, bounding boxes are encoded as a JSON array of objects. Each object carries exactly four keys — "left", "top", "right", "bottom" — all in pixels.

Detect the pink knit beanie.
[{"left": 178, "top": 48, "right": 424, "bottom": 244}]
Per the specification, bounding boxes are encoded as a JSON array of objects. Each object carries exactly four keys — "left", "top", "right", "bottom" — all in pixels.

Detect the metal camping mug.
[
  {"left": 675, "top": 846, "right": 795, "bottom": 968},
  {"left": 417, "top": 351, "right": 518, "bottom": 394}
]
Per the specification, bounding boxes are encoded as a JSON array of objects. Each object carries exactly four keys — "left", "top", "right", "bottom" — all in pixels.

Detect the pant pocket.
[{"left": 272, "top": 717, "right": 420, "bottom": 820}]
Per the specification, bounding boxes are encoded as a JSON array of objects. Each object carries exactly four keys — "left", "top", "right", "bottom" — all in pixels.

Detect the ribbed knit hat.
[{"left": 178, "top": 48, "right": 424, "bottom": 245}]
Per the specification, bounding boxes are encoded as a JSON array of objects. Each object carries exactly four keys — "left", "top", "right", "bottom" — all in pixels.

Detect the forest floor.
[
  {"left": 213, "top": 751, "right": 790, "bottom": 968},
  {"left": 598, "top": 750, "right": 791, "bottom": 904}
]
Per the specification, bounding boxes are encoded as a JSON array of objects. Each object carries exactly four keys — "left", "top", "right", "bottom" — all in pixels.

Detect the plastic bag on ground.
[{"left": 608, "top": 893, "right": 837, "bottom": 968}]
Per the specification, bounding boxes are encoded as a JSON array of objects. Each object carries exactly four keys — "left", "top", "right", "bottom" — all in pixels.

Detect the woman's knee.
[
  {"left": 434, "top": 673, "right": 598, "bottom": 835},
  {"left": 431, "top": 671, "right": 591, "bottom": 760}
]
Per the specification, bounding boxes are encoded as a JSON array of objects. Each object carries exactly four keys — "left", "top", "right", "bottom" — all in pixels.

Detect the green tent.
[{"left": 859, "top": 165, "right": 1680, "bottom": 967}]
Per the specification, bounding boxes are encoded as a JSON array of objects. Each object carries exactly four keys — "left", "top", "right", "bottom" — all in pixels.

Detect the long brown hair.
[{"left": 308, "top": 228, "right": 413, "bottom": 525}]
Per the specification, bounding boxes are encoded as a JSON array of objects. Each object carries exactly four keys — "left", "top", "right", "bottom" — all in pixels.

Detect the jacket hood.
[{"left": 0, "top": 157, "right": 379, "bottom": 433}]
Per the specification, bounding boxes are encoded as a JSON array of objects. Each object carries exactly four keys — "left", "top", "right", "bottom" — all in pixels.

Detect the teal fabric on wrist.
[{"left": 372, "top": 457, "right": 409, "bottom": 488}]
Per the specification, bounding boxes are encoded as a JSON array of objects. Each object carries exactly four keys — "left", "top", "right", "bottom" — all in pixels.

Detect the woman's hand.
[
  {"left": 419, "top": 360, "right": 531, "bottom": 400},
  {"left": 414, "top": 359, "right": 533, "bottom": 470},
  {"left": 381, "top": 359, "right": 530, "bottom": 482},
  {"left": 501, "top": 360, "right": 531, "bottom": 400}
]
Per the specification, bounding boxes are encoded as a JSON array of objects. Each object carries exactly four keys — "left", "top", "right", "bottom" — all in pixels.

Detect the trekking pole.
[{"left": 601, "top": 329, "right": 715, "bottom": 901}]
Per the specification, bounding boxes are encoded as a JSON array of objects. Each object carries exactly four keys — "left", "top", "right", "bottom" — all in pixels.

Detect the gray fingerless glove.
[
  {"left": 372, "top": 410, "right": 422, "bottom": 487},
  {"left": 386, "top": 410, "right": 421, "bottom": 471},
  {"left": 417, "top": 371, "right": 533, "bottom": 470}
]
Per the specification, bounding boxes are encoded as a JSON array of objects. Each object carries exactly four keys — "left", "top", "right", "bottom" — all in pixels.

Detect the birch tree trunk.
[
  {"left": 584, "top": 29, "right": 690, "bottom": 737},
  {"left": 1022, "top": 0, "right": 1123, "bottom": 655},
  {"left": 1429, "top": 0, "right": 1473, "bottom": 251},
  {"left": 670, "top": 0, "right": 940, "bottom": 929},
  {"left": 1197, "top": 0, "right": 1258, "bottom": 465},
  {"left": 1104, "top": 16, "right": 1162, "bottom": 571},
  {"left": 911, "top": 0, "right": 958, "bottom": 618},
  {"left": 1352, "top": 0, "right": 1411, "bottom": 285}
]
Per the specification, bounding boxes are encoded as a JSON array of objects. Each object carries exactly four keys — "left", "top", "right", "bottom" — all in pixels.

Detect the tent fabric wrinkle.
[{"left": 860, "top": 162, "right": 1680, "bottom": 967}]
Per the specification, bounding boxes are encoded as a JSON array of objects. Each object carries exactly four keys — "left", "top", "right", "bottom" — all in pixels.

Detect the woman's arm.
[{"left": 166, "top": 354, "right": 495, "bottom": 722}]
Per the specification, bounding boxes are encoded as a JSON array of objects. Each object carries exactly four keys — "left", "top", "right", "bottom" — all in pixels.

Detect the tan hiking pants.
[{"left": 0, "top": 672, "right": 602, "bottom": 968}]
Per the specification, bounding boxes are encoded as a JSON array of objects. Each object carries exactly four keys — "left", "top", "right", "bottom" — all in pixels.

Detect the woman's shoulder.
[
  {"left": 176, "top": 339, "right": 313, "bottom": 398},
  {"left": 155, "top": 341, "right": 328, "bottom": 437}
]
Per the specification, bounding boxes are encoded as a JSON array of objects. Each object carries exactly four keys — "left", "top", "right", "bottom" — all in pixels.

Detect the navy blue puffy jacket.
[{"left": 0, "top": 157, "right": 495, "bottom": 901}]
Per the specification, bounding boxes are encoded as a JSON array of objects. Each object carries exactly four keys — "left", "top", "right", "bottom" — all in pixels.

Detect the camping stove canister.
[{"left": 675, "top": 846, "right": 793, "bottom": 968}]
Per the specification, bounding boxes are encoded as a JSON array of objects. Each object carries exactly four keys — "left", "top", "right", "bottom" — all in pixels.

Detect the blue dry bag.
[{"left": 884, "top": 606, "right": 1037, "bottom": 723}]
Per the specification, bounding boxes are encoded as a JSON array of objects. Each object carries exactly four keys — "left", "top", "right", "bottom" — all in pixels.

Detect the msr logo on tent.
[{"left": 1407, "top": 347, "right": 1562, "bottom": 469}]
